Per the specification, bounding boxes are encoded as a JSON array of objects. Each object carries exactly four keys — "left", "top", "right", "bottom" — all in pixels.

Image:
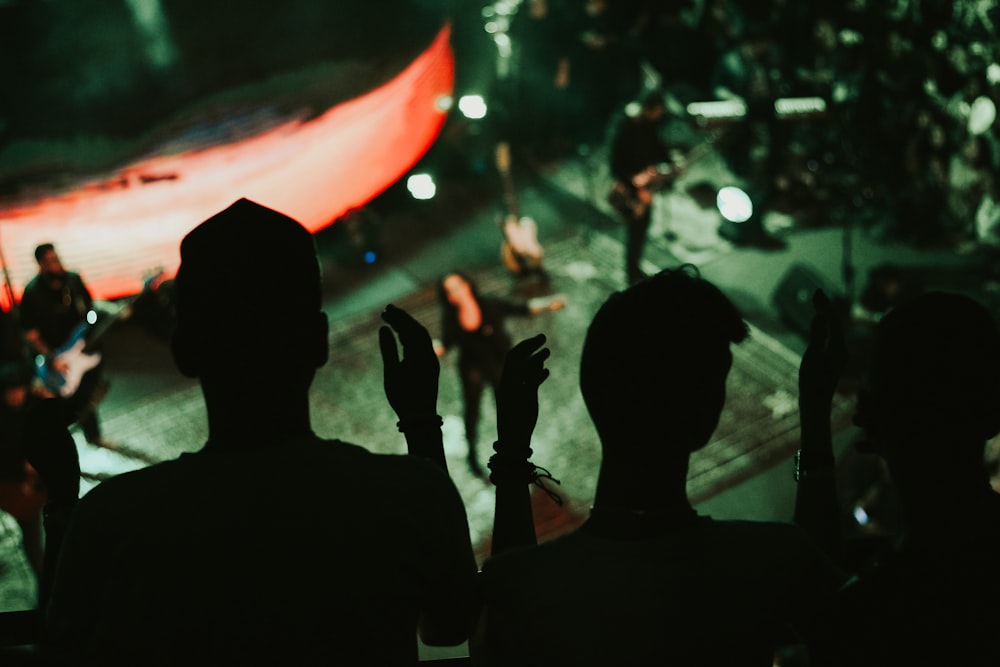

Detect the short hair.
[
  {"left": 34, "top": 243, "right": 55, "bottom": 264},
  {"left": 580, "top": 266, "right": 748, "bottom": 446},
  {"left": 175, "top": 198, "right": 321, "bottom": 326}
]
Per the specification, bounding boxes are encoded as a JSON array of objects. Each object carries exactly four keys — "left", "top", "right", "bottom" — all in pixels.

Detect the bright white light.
[
  {"left": 435, "top": 95, "right": 453, "bottom": 112},
  {"left": 87, "top": 309, "right": 98, "bottom": 325},
  {"left": 988, "top": 63, "right": 1000, "bottom": 85},
  {"left": 406, "top": 173, "right": 437, "bottom": 200},
  {"left": 494, "top": 32, "right": 512, "bottom": 58},
  {"left": 853, "top": 505, "right": 870, "bottom": 526},
  {"left": 717, "top": 186, "right": 753, "bottom": 223},
  {"left": 458, "top": 95, "right": 488, "bottom": 120}
]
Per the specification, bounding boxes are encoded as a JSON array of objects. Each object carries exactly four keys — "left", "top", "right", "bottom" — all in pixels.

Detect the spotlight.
[
  {"left": 458, "top": 95, "right": 488, "bottom": 120},
  {"left": 87, "top": 309, "right": 98, "bottom": 325},
  {"left": 435, "top": 95, "right": 454, "bottom": 113},
  {"left": 363, "top": 251, "right": 377, "bottom": 265},
  {"left": 716, "top": 186, "right": 753, "bottom": 223},
  {"left": 853, "top": 505, "right": 870, "bottom": 526},
  {"left": 406, "top": 173, "right": 437, "bottom": 200}
]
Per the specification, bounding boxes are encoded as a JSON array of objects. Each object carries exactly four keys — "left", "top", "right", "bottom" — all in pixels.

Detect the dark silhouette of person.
[
  {"left": 475, "top": 266, "right": 843, "bottom": 666},
  {"left": 436, "top": 271, "right": 562, "bottom": 477},
  {"left": 796, "top": 290, "right": 1000, "bottom": 666},
  {"left": 42, "top": 199, "right": 478, "bottom": 664}
]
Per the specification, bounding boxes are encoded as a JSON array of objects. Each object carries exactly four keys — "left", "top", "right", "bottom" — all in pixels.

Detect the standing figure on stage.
[
  {"left": 19, "top": 244, "right": 109, "bottom": 447},
  {"left": 608, "top": 92, "right": 681, "bottom": 285},
  {"left": 436, "top": 272, "right": 563, "bottom": 477}
]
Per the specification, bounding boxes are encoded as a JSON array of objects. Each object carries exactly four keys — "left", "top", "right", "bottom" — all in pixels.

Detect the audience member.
[
  {"left": 797, "top": 289, "right": 1000, "bottom": 666},
  {"left": 41, "top": 199, "right": 478, "bottom": 664},
  {"left": 475, "top": 266, "right": 843, "bottom": 665}
]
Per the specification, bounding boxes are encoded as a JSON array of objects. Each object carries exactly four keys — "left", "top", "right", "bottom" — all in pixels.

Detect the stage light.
[
  {"left": 363, "top": 251, "right": 376, "bottom": 264},
  {"left": 717, "top": 186, "right": 753, "bottom": 223},
  {"left": 853, "top": 505, "right": 870, "bottom": 526},
  {"left": 458, "top": 95, "right": 487, "bottom": 120},
  {"left": 87, "top": 309, "right": 98, "bottom": 325},
  {"left": 406, "top": 173, "right": 436, "bottom": 200},
  {"left": 435, "top": 95, "right": 454, "bottom": 112}
]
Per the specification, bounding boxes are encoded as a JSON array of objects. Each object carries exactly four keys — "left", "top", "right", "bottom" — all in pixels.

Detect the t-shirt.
[
  {"left": 19, "top": 272, "right": 93, "bottom": 351},
  {"left": 45, "top": 436, "right": 477, "bottom": 665},
  {"left": 477, "top": 516, "right": 843, "bottom": 666}
]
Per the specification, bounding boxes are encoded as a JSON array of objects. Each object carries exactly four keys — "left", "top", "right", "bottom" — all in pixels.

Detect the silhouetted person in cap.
[
  {"left": 43, "top": 199, "right": 477, "bottom": 664},
  {"left": 797, "top": 291, "right": 1000, "bottom": 666},
  {"left": 475, "top": 266, "right": 843, "bottom": 666}
]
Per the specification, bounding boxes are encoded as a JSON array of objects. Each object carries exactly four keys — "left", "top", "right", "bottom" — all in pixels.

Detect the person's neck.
[
  {"left": 586, "top": 456, "right": 696, "bottom": 539},
  {"left": 200, "top": 380, "right": 314, "bottom": 451}
]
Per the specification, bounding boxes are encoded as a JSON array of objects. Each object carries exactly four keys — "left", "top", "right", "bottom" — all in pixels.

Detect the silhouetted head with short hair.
[
  {"left": 171, "top": 198, "right": 327, "bottom": 385},
  {"left": 857, "top": 291, "right": 1000, "bottom": 471},
  {"left": 580, "top": 266, "right": 748, "bottom": 462}
]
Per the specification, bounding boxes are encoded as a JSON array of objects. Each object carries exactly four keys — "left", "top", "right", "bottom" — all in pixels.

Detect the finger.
[
  {"left": 382, "top": 304, "right": 432, "bottom": 348},
  {"left": 508, "top": 334, "right": 547, "bottom": 362},
  {"left": 530, "top": 347, "right": 551, "bottom": 364},
  {"left": 378, "top": 325, "right": 400, "bottom": 371}
]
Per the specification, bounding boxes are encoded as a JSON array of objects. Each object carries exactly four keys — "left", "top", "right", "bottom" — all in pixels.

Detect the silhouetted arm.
[
  {"left": 794, "top": 290, "right": 846, "bottom": 560},
  {"left": 489, "top": 335, "right": 551, "bottom": 555},
  {"left": 22, "top": 400, "right": 80, "bottom": 623},
  {"left": 379, "top": 304, "right": 447, "bottom": 471}
]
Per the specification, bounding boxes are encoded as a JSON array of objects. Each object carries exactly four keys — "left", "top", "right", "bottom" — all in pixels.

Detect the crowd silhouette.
[
  {"left": 1, "top": 4, "right": 999, "bottom": 662},
  {"left": 0, "top": 193, "right": 994, "bottom": 664}
]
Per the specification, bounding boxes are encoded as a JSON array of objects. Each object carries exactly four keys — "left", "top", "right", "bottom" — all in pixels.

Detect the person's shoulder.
[
  {"left": 482, "top": 530, "right": 584, "bottom": 574},
  {"left": 705, "top": 519, "right": 830, "bottom": 559},
  {"left": 21, "top": 275, "right": 42, "bottom": 295},
  {"left": 311, "top": 438, "right": 459, "bottom": 487}
]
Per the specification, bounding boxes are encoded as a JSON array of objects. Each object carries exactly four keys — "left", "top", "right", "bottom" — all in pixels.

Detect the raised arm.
[
  {"left": 22, "top": 400, "right": 80, "bottom": 622},
  {"left": 488, "top": 334, "right": 552, "bottom": 556},
  {"left": 794, "top": 290, "right": 847, "bottom": 559},
  {"left": 379, "top": 304, "right": 447, "bottom": 471}
]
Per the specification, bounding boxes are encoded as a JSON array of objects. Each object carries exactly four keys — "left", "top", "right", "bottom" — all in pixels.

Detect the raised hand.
[
  {"left": 496, "top": 334, "right": 550, "bottom": 452},
  {"left": 799, "top": 289, "right": 847, "bottom": 414},
  {"left": 379, "top": 304, "right": 439, "bottom": 421}
]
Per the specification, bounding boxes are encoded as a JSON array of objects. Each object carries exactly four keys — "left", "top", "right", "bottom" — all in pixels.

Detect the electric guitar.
[
  {"left": 495, "top": 142, "right": 545, "bottom": 275},
  {"left": 35, "top": 271, "right": 164, "bottom": 398},
  {"left": 608, "top": 133, "right": 721, "bottom": 220}
]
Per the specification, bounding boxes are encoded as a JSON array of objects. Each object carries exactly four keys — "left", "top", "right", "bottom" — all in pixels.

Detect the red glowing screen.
[{"left": 0, "top": 25, "right": 454, "bottom": 307}]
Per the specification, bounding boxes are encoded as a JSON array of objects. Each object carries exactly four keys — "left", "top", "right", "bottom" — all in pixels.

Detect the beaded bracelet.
[{"left": 395, "top": 414, "right": 443, "bottom": 433}]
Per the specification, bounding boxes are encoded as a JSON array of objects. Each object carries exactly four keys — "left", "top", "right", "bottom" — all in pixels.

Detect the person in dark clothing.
[
  {"left": 475, "top": 267, "right": 843, "bottom": 665},
  {"left": 796, "top": 290, "right": 1000, "bottom": 666},
  {"left": 608, "top": 92, "right": 679, "bottom": 285},
  {"left": 42, "top": 200, "right": 479, "bottom": 664},
  {"left": 18, "top": 244, "right": 108, "bottom": 446},
  {"left": 436, "top": 272, "right": 562, "bottom": 477}
]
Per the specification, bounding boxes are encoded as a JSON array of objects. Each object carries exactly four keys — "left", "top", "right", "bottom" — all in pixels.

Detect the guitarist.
[
  {"left": 609, "top": 92, "right": 681, "bottom": 285},
  {"left": 19, "top": 244, "right": 110, "bottom": 447}
]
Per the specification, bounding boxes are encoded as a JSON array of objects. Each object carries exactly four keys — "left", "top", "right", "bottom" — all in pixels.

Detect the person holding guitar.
[
  {"left": 608, "top": 92, "right": 682, "bottom": 286},
  {"left": 19, "top": 244, "right": 110, "bottom": 448}
]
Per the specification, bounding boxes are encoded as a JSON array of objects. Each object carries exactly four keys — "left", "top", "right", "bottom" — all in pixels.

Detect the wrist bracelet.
[
  {"left": 396, "top": 414, "right": 443, "bottom": 433},
  {"left": 793, "top": 450, "right": 835, "bottom": 482}
]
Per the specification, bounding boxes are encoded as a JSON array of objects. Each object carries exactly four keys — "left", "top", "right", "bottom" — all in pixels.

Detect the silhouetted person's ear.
[{"left": 171, "top": 324, "right": 201, "bottom": 378}]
